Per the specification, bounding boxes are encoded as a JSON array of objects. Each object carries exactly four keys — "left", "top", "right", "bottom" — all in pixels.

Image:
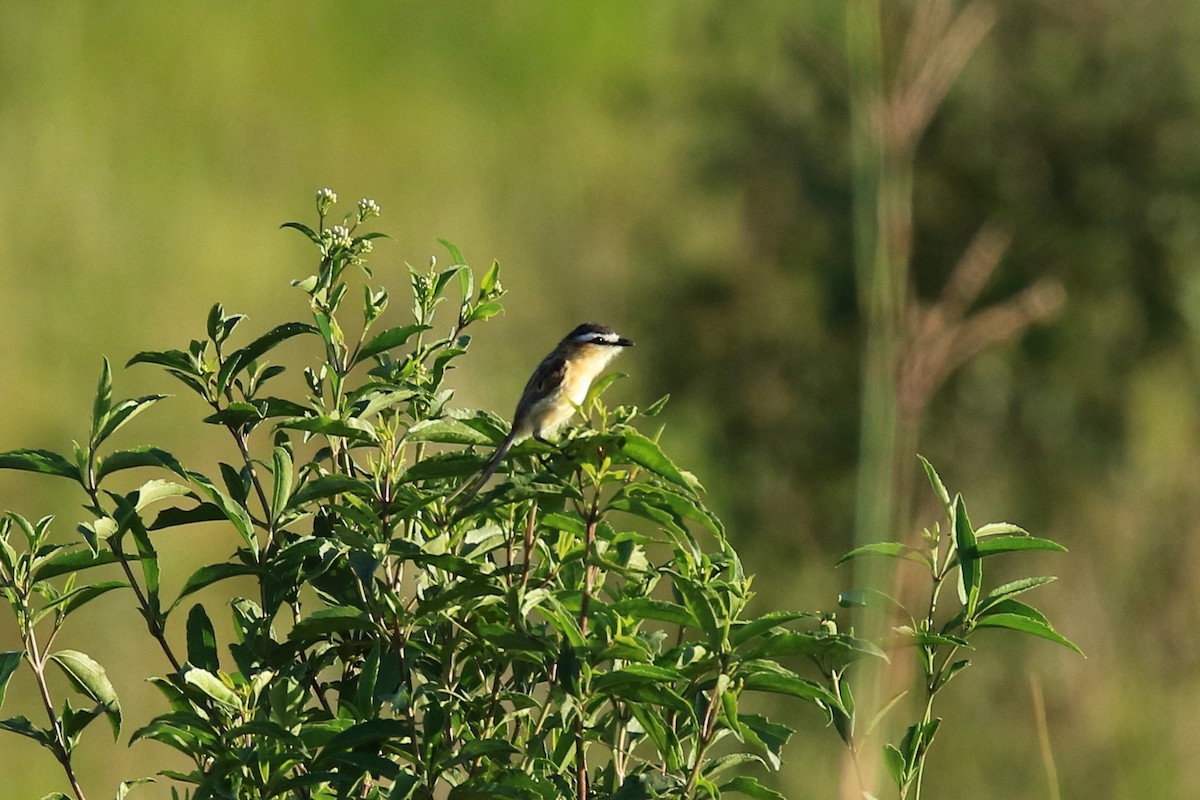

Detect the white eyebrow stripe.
[{"left": 573, "top": 331, "right": 618, "bottom": 343}]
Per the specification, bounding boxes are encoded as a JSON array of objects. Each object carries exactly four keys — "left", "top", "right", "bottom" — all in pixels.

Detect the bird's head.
[{"left": 562, "top": 323, "right": 634, "bottom": 350}]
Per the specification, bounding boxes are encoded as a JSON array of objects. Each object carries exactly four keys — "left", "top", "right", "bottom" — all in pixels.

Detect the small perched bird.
[{"left": 455, "top": 322, "right": 634, "bottom": 502}]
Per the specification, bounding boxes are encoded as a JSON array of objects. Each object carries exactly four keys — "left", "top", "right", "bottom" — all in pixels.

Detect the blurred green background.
[{"left": 3, "top": 1, "right": 1199, "bottom": 797}]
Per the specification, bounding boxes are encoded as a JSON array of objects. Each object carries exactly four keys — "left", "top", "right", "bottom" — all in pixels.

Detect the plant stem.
[
  {"left": 575, "top": 493, "right": 602, "bottom": 800},
  {"left": 684, "top": 660, "right": 728, "bottom": 798},
  {"left": 25, "top": 626, "right": 88, "bottom": 800},
  {"left": 110, "top": 537, "right": 182, "bottom": 673}
]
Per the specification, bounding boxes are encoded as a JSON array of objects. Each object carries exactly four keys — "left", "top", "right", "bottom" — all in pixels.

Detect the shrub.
[{"left": 0, "top": 191, "right": 1077, "bottom": 800}]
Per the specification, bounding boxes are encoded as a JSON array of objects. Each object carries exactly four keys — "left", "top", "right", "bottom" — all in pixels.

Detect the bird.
[{"left": 454, "top": 322, "right": 634, "bottom": 503}]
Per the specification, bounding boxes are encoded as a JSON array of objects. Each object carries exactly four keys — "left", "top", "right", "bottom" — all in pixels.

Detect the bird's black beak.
[{"left": 616, "top": 336, "right": 634, "bottom": 347}]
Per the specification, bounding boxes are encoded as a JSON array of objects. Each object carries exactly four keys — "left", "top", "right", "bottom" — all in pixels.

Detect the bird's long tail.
[{"left": 452, "top": 431, "right": 517, "bottom": 504}]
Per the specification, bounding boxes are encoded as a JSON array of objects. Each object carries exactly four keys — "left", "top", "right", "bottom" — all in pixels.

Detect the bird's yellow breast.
[{"left": 521, "top": 344, "right": 622, "bottom": 438}]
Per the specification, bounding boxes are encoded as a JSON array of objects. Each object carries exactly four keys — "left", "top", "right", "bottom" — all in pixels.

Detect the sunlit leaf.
[
  {"left": 280, "top": 220, "right": 322, "bottom": 244},
  {"left": 954, "top": 495, "right": 981, "bottom": 619},
  {"left": 975, "top": 600, "right": 1085, "bottom": 656},
  {"left": 49, "top": 650, "right": 121, "bottom": 738},
  {"left": 405, "top": 418, "right": 493, "bottom": 445},
  {"left": 918, "top": 455, "right": 952, "bottom": 516},
  {"left": 737, "top": 661, "right": 840, "bottom": 709},
  {"left": 620, "top": 430, "right": 701, "bottom": 493},
  {"left": 0, "top": 449, "right": 81, "bottom": 483},
  {"left": 838, "top": 542, "right": 933, "bottom": 569},
  {"left": 32, "top": 549, "right": 124, "bottom": 582},
  {"left": 973, "top": 536, "right": 1067, "bottom": 557},
  {"left": 183, "top": 667, "right": 240, "bottom": 709},
  {"left": 94, "top": 395, "right": 168, "bottom": 448},
  {"left": 270, "top": 445, "right": 293, "bottom": 523},
  {"left": 40, "top": 581, "right": 127, "bottom": 620},
  {"left": 97, "top": 447, "right": 188, "bottom": 481},
  {"left": 92, "top": 357, "right": 114, "bottom": 438},
  {"left": 613, "top": 597, "right": 699, "bottom": 629},
  {"left": 354, "top": 324, "right": 429, "bottom": 365}
]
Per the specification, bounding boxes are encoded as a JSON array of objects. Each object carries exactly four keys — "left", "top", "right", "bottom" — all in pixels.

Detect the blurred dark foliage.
[{"left": 637, "top": 1, "right": 1200, "bottom": 559}]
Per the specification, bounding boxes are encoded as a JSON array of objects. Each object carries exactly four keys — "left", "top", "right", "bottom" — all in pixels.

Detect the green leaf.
[
  {"left": 174, "top": 563, "right": 259, "bottom": 609},
  {"left": 289, "top": 607, "right": 376, "bottom": 642},
  {"left": 642, "top": 394, "right": 670, "bottom": 417},
  {"left": 288, "top": 475, "right": 374, "bottom": 507},
  {"left": 186, "top": 604, "right": 219, "bottom": 672},
  {"left": 355, "top": 643, "right": 382, "bottom": 714},
  {"left": 479, "top": 259, "right": 501, "bottom": 296},
  {"left": 0, "top": 715, "right": 51, "bottom": 746},
  {"left": 148, "top": 502, "right": 227, "bottom": 531},
  {"left": 954, "top": 495, "right": 981, "bottom": 619},
  {"left": 592, "top": 663, "right": 684, "bottom": 691},
  {"left": 315, "top": 719, "right": 411, "bottom": 760},
  {"left": 405, "top": 418, "right": 493, "bottom": 445},
  {"left": 94, "top": 395, "right": 168, "bottom": 448},
  {"left": 838, "top": 587, "right": 907, "bottom": 614},
  {"left": 60, "top": 699, "right": 105, "bottom": 746},
  {"left": 0, "top": 449, "right": 82, "bottom": 483},
  {"left": 206, "top": 303, "right": 224, "bottom": 341},
  {"left": 0, "top": 651, "right": 22, "bottom": 707},
  {"left": 883, "top": 743, "right": 906, "bottom": 788},
  {"left": 41, "top": 581, "right": 127, "bottom": 620},
  {"left": 620, "top": 430, "right": 701, "bottom": 493},
  {"left": 270, "top": 446, "right": 293, "bottom": 523},
  {"left": 115, "top": 778, "right": 155, "bottom": 800},
  {"left": 974, "top": 522, "right": 1031, "bottom": 537},
  {"left": 744, "top": 631, "right": 887, "bottom": 664},
  {"left": 976, "top": 576, "right": 1057, "bottom": 615},
  {"left": 126, "top": 348, "right": 195, "bottom": 373},
  {"left": 203, "top": 402, "right": 265, "bottom": 429},
  {"left": 33, "top": 549, "right": 124, "bottom": 581},
  {"left": 399, "top": 452, "right": 482, "bottom": 483},
  {"left": 625, "top": 484, "right": 724, "bottom": 539},
  {"left": 129, "top": 479, "right": 193, "bottom": 512},
  {"left": 737, "top": 661, "right": 841, "bottom": 709},
  {"left": 973, "top": 536, "right": 1068, "bottom": 556},
  {"left": 92, "top": 357, "right": 114, "bottom": 438},
  {"left": 355, "top": 388, "right": 418, "bottom": 419},
  {"left": 738, "top": 714, "right": 793, "bottom": 771},
  {"left": 281, "top": 220, "right": 322, "bottom": 243},
  {"left": 936, "top": 659, "right": 972, "bottom": 691},
  {"left": 729, "top": 611, "right": 816, "bottom": 646},
  {"left": 719, "top": 776, "right": 786, "bottom": 800},
  {"left": 277, "top": 414, "right": 378, "bottom": 442},
  {"left": 216, "top": 322, "right": 316, "bottom": 394},
  {"left": 97, "top": 447, "right": 188, "bottom": 482},
  {"left": 467, "top": 299, "right": 504, "bottom": 323},
  {"left": 188, "top": 473, "right": 257, "bottom": 553},
  {"left": 48, "top": 650, "right": 121, "bottom": 739},
  {"left": 612, "top": 597, "right": 699, "bottom": 628},
  {"left": 354, "top": 324, "right": 429, "bottom": 365},
  {"left": 894, "top": 628, "right": 970, "bottom": 649},
  {"left": 975, "top": 600, "right": 1085, "bottom": 656},
  {"left": 673, "top": 576, "right": 720, "bottom": 644},
  {"left": 183, "top": 667, "right": 240, "bottom": 709},
  {"left": 918, "top": 455, "right": 952, "bottom": 516},
  {"left": 838, "top": 542, "right": 933, "bottom": 568},
  {"left": 438, "top": 238, "right": 466, "bottom": 266}
]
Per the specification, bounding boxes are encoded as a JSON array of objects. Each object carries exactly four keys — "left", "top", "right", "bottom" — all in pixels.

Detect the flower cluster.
[
  {"left": 357, "top": 197, "right": 381, "bottom": 221},
  {"left": 316, "top": 187, "right": 337, "bottom": 216}
]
